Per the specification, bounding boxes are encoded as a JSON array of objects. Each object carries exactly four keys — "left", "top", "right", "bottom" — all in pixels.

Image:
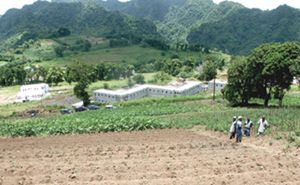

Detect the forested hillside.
[
  {"left": 98, "top": 0, "right": 186, "bottom": 21},
  {"left": 52, "top": 0, "right": 244, "bottom": 44},
  {"left": 2, "top": 0, "right": 300, "bottom": 55},
  {"left": 157, "top": 0, "right": 243, "bottom": 43},
  {"left": 188, "top": 5, "right": 300, "bottom": 55},
  {"left": 0, "top": 1, "right": 161, "bottom": 47},
  {"left": 53, "top": 0, "right": 186, "bottom": 21}
]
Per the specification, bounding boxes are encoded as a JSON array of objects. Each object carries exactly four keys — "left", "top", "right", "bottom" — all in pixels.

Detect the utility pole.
[{"left": 213, "top": 78, "right": 216, "bottom": 101}]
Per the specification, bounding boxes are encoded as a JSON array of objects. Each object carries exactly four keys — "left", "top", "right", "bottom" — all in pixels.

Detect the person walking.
[
  {"left": 257, "top": 116, "right": 269, "bottom": 136},
  {"left": 229, "top": 116, "right": 237, "bottom": 139},
  {"left": 244, "top": 118, "right": 253, "bottom": 137},
  {"left": 236, "top": 116, "right": 243, "bottom": 143}
]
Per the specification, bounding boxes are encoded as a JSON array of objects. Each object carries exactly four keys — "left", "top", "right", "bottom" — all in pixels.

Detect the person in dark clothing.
[
  {"left": 244, "top": 118, "right": 253, "bottom": 137},
  {"left": 229, "top": 116, "right": 237, "bottom": 139},
  {"left": 236, "top": 116, "right": 243, "bottom": 143}
]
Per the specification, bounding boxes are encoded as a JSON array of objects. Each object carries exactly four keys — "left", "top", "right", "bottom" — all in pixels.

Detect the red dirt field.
[{"left": 0, "top": 128, "right": 299, "bottom": 185}]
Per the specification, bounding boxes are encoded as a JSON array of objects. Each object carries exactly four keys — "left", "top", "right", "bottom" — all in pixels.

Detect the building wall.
[
  {"left": 17, "top": 84, "right": 50, "bottom": 101},
  {"left": 148, "top": 88, "right": 175, "bottom": 97},
  {"left": 94, "top": 93, "right": 118, "bottom": 103},
  {"left": 183, "top": 84, "right": 203, "bottom": 96},
  {"left": 93, "top": 82, "right": 204, "bottom": 103},
  {"left": 121, "top": 89, "right": 148, "bottom": 101},
  {"left": 208, "top": 82, "right": 226, "bottom": 91}
]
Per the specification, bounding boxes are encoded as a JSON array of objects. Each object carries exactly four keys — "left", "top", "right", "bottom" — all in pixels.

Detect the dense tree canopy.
[
  {"left": 225, "top": 42, "right": 300, "bottom": 106},
  {"left": 198, "top": 60, "right": 217, "bottom": 82},
  {"left": 46, "top": 67, "right": 64, "bottom": 86},
  {"left": 188, "top": 5, "right": 300, "bottom": 55},
  {"left": 52, "top": 0, "right": 243, "bottom": 44},
  {"left": 0, "top": 1, "right": 161, "bottom": 47},
  {"left": 74, "top": 76, "right": 90, "bottom": 106}
]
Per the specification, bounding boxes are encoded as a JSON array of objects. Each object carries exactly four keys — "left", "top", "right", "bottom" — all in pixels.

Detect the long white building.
[
  {"left": 16, "top": 83, "right": 50, "bottom": 102},
  {"left": 94, "top": 80, "right": 204, "bottom": 103}
]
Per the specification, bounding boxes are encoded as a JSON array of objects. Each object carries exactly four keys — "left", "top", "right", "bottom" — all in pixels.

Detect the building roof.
[
  {"left": 208, "top": 79, "right": 227, "bottom": 84},
  {"left": 72, "top": 101, "right": 83, "bottom": 108},
  {"left": 21, "top": 83, "right": 49, "bottom": 89},
  {"left": 94, "top": 81, "right": 202, "bottom": 96},
  {"left": 21, "top": 83, "right": 48, "bottom": 87}
]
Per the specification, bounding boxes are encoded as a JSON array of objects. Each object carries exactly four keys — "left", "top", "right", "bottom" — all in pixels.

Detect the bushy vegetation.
[
  {"left": 0, "top": 42, "right": 227, "bottom": 88},
  {"left": 0, "top": 93, "right": 299, "bottom": 146},
  {"left": 132, "top": 74, "right": 145, "bottom": 84}
]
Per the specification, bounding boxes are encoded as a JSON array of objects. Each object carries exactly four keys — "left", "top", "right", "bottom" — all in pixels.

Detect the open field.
[
  {"left": 0, "top": 128, "right": 299, "bottom": 185},
  {"left": 0, "top": 86, "right": 21, "bottom": 105},
  {"left": 40, "top": 45, "right": 200, "bottom": 66},
  {"left": 3, "top": 37, "right": 214, "bottom": 67}
]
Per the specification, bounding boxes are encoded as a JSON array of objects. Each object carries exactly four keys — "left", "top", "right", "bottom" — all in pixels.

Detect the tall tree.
[
  {"left": 290, "top": 57, "right": 300, "bottom": 88},
  {"left": 13, "top": 65, "right": 27, "bottom": 85},
  {"left": 247, "top": 42, "right": 300, "bottom": 106},
  {"left": 46, "top": 67, "right": 64, "bottom": 86},
  {"left": 225, "top": 42, "right": 300, "bottom": 107},
  {"left": 198, "top": 60, "right": 217, "bottom": 81},
  {"left": 74, "top": 77, "right": 90, "bottom": 106},
  {"left": 224, "top": 57, "right": 251, "bottom": 105},
  {"left": 36, "top": 66, "right": 48, "bottom": 82}
]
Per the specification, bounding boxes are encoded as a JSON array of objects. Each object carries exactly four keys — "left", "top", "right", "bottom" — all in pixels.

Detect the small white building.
[
  {"left": 293, "top": 77, "right": 299, "bottom": 85},
  {"left": 94, "top": 80, "right": 204, "bottom": 103},
  {"left": 16, "top": 83, "right": 50, "bottom": 102},
  {"left": 208, "top": 79, "right": 227, "bottom": 91},
  {"left": 72, "top": 101, "right": 84, "bottom": 109}
]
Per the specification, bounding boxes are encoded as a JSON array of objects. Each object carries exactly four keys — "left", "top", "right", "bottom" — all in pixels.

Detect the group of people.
[{"left": 229, "top": 116, "right": 269, "bottom": 143}]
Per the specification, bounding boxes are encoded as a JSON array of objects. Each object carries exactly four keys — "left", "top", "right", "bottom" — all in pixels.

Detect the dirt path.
[{"left": 0, "top": 129, "right": 299, "bottom": 185}]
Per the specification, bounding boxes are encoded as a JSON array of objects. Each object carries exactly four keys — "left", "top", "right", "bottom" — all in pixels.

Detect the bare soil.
[{"left": 0, "top": 128, "right": 299, "bottom": 185}]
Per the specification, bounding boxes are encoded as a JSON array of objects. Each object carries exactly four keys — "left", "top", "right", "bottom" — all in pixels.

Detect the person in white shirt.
[
  {"left": 229, "top": 116, "right": 237, "bottom": 139},
  {"left": 257, "top": 116, "right": 269, "bottom": 136},
  {"left": 236, "top": 116, "right": 243, "bottom": 143},
  {"left": 244, "top": 118, "right": 253, "bottom": 137}
]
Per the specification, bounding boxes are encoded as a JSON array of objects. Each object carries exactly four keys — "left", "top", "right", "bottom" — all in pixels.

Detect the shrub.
[
  {"left": 103, "top": 83, "right": 109, "bottom": 89},
  {"left": 133, "top": 74, "right": 145, "bottom": 84}
]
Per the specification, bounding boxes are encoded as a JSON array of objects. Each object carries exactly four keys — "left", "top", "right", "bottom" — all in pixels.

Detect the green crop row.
[
  {"left": 0, "top": 93, "right": 299, "bottom": 146},
  {"left": 0, "top": 112, "right": 170, "bottom": 137}
]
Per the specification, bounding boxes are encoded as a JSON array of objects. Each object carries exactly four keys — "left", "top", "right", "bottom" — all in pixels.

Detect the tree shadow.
[{"left": 234, "top": 103, "right": 300, "bottom": 109}]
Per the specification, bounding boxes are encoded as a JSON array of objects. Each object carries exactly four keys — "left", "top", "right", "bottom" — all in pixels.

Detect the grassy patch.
[
  {"left": 38, "top": 45, "right": 211, "bottom": 67},
  {"left": 0, "top": 85, "right": 20, "bottom": 95},
  {"left": 0, "top": 101, "right": 41, "bottom": 118}
]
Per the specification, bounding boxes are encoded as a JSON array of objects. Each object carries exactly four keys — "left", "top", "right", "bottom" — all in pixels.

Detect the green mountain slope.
[
  {"left": 52, "top": 0, "right": 243, "bottom": 44},
  {"left": 157, "top": 0, "right": 243, "bottom": 43},
  {"left": 89, "top": 0, "right": 186, "bottom": 21},
  {"left": 52, "top": 0, "right": 186, "bottom": 21},
  {"left": 0, "top": 1, "right": 160, "bottom": 46},
  {"left": 99, "top": 0, "right": 243, "bottom": 44},
  {"left": 187, "top": 5, "right": 300, "bottom": 55}
]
